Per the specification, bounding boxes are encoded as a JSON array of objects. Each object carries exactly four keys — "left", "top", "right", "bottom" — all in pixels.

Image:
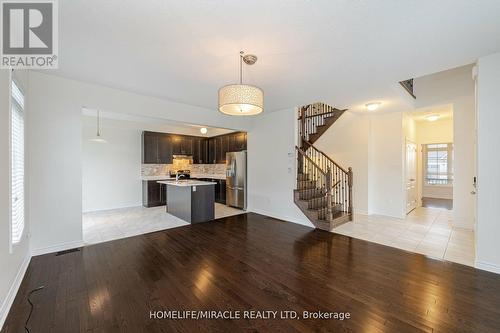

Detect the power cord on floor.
[{"left": 25, "top": 286, "right": 44, "bottom": 333}]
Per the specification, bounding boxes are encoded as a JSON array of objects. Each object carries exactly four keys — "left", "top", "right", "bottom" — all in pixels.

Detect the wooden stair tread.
[
  {"left": 293, "top": 191, "right": 351, "bottom": 231},
  {"left": 295, "top": 103, "right": 352, "bottom": 232}
]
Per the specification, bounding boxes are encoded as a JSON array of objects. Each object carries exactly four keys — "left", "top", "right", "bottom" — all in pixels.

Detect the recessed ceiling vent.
[
  {"left": 55, "top": 248, "right": 81, "bottom": 256},
  {"left": 399, "top": 79, "right": 416, "bottom": 99}
]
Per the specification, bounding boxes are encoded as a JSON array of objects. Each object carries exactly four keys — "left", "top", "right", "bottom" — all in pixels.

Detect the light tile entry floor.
[
  {"left": 332, "top": 207, "right": 475, "bottom": 267},
  {"left": 83, "top": 203, "right": 245, "bottom": 245}
]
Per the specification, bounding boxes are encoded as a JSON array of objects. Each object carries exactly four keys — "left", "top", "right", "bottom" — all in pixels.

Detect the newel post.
[
  {"left": 348, "top": 167, "right": 353, "bottom": 220},
  {"left": 326, "top": 167, "right": 333, "bottom": 221}
]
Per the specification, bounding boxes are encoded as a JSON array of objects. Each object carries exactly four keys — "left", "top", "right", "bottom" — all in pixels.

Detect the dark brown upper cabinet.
[
  {"left": 208, "top": 138, "right": 216, "bottom": 164},
  {"left": 158, "top": 134, "right": 173, "bottom": 164},
  {"left": 193, "top": 138, "right": 208, "bottom": 164},
  {"left": 142, "top": 131, "right": 160, "bottom": 164},
  {"left": 142, "top": 131, "right": 246, "bottom": 165}
]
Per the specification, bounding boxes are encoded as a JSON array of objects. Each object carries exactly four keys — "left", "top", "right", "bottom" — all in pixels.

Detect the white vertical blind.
[{"left": 11, "top": 80, "right": 25, "bottom": 244}]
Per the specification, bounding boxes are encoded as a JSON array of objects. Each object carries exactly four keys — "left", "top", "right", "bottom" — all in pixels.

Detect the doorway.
[{"left": 405, "top": 139, "right": 417, "bottom": 214}]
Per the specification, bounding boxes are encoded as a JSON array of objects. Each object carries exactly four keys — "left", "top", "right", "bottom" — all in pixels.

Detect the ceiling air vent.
[{"left": 399, "top": 79, "right": 416, "bottom": 99}]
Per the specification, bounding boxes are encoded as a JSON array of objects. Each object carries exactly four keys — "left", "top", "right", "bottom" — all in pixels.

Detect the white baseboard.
[
  {"left": 0, "top": 254, "right": 31, "bottom": 331},
  {"left": 247, "top": 207, "right": 314, "bottom": 228},
  {"left": 31, "top": 239, "right": 85, "bottom": 257},
  {"left": 353, "top": 209, "right": 368, "bottom": 215},
  {"left": 475, "top": 260, "right": 500, "bottom": 275}
]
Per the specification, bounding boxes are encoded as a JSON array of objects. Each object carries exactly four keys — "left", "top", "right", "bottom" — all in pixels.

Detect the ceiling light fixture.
[
  {"left": 218, "top": 51, "right": 263, "bottom": 116},
  {"left": 365, "top": 102, "right": 381, "bottom": 112},
  {"left": 426, "top": 114, "right": 440, "bottom": 122},
  {"left": 90, "top": 109, "right": 107, "bottom": 143},
  {"left": 200, "top": 127, "right": 208, "bottom": 134}
]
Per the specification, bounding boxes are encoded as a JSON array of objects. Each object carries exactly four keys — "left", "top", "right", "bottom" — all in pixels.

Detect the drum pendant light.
[{"left": 218, "top": 51, "right": 263, "bottom": 116}]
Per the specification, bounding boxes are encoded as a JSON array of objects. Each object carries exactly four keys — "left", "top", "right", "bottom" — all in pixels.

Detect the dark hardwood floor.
[
  {"left": 3, "top": 213, "right": 500, "bottom": 332},
  {"left": 422, "top": 197, "right": 453, "bottom": 210}
]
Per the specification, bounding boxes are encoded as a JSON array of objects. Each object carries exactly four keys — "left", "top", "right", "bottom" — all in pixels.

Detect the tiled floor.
[
  {"left": 83, "top": 203, "right": 245, "bottom": 245},
  {"left": 332, "top": 207, "right": 476, "bottom": 267}
]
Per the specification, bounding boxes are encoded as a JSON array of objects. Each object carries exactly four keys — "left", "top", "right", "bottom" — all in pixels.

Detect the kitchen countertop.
[
  {"left": 158, "top": 180, "right": 216, "bottom": 187},
  {"left": 142, "top": 174, "right": 225, "bottom": 181},
  {"left": 190, "top": 174, "right": 226, "bottom": 180},
  {"left": 141, "top": 175, "right": 173, "bottom": 181}
]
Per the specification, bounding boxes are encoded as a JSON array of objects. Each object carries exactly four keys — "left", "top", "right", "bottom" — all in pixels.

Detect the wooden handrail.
[
  {"left": 295, "top": 146, "right": 327, "bottom": 176},
  {"left": 302, "top": 141, "right": 348, "bottom": 174},
  {"left": 296, "top": 102, "right": 353, "bottom": 220}
]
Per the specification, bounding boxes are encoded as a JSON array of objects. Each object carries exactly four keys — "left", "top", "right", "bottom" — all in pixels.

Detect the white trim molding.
[
  {"left": 0, "top": 254, "right": 31, "bottom": 330},
  {"left": 31, "top": 240, "right": 84, "bottom": 257},
  {"left": 475, "top": 261, "right": 500, "bottom": 275}
]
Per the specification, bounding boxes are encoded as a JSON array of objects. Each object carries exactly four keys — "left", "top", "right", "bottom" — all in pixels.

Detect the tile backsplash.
[{"left": 141, "top": 164, "right": 226, "bottom": 177}]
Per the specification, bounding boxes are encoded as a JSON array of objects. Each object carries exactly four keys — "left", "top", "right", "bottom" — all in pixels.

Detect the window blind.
[{"left": 11, "top": 80, "right": 25, "bottom": 244}]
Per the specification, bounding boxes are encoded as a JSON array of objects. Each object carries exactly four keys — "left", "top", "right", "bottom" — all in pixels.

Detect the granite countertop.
[
  {"left": 142, "top": 174, "right": 226, "bottom": 181},
  {"left": 157, "top": 180, "right": 216, "bottom": 187},
  {"left": 142, "top": 175, "right": 173, "bottom": 181},
  {"left": 190, "top": 174, "right": 226, "bottom": 180}
]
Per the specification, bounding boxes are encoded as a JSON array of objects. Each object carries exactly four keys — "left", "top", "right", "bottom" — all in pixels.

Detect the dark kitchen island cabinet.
[
  {"left": 159, "top": 180, "right": 215, "bottom": 223},
  {"left": 142, "top": 180, "right": 167, "bottom": 207}
]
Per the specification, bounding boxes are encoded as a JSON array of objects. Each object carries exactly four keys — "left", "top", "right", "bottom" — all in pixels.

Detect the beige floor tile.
[
  {"left": 83, "top": 203, "right": 243, "bottom": 245},
  {"left": 332, "top": 207, "right": 475, "bottom": 267}
]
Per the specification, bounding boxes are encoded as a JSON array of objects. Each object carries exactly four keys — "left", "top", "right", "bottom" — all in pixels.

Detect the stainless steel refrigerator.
[{"left": 226, "top": 151, "right": 247, "bottom": 209}]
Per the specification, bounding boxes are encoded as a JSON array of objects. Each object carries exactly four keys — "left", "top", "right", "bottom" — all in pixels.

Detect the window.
[
  {"left": 11, "top": 79, "right": 25, "bottom": 244},
  {"left": 423, "top": 143, "right": 453, "bottom": 185}
]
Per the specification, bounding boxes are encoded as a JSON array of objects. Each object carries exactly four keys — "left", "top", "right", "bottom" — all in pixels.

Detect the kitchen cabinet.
[
  {"left": 218, "top": 179, "right": 227, "bottom": 204},
  {"left": 142, "top": 180, "right": 166, "bottom": 207},
  {"left": 193, "top": 138, "right": 208, "bottom": 164},
  {"left": 208, "top": 138, "right": 216, "bottom": 164},
  {"left": 171, "top": 135, "right": 193, "bottom": 155},
  {"left": 142, "top": 131, "right": 246, "bottom": 165},
  {"left": 234, "top": 132, "right": 247, "bottom": 151},
  {"left": 216, "top": 135, "right": 230, "bottom": 164},
  {"left": 142, "top": 131, "right": 159, "bottom": 164},
  {"left": 142, "top": 131, "right": 173, "bottom": 164},
  {"left": 197, "top": 178, "right": 226, "bottom": 204},
  {"left": 158, "top": 134, "right": 173, "bottom": 164}
]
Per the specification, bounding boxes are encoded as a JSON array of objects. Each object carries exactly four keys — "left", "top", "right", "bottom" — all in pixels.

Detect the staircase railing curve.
[
  {"left": 296, "top": 146, "right": 335, "bottom": 221},
  {"left": 296, "top": 103, "right": 353, "bottom": 220}
]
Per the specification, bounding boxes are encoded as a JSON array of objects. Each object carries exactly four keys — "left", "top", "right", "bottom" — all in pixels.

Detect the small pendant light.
[{"left": 90, "top": 109, "right": 107, "bottom": 143}]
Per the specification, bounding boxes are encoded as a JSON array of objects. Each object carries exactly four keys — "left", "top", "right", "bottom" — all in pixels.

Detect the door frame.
[{"left": 404, "top": 138, "right": 418, "bottom": 215}]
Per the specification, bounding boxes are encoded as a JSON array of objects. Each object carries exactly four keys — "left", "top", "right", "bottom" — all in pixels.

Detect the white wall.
[
  {"left": 476, "top": 52, "right": 500, "bottom": 274},
  {"left": 82, "top": 117, "right": 142, "bottom": 212},
  {"left": 414, "top": 65, "right": 475, "bottom": 229},
  {"left": 313, "top": 111, "right": 406, "bottom": 218},
  {"left": 0, "top": 70, "right": 31, "bottom": 329},
  {"left": 27, "top": 72, "right": 252, "bottom": 255},
  {"left": 315, "top": 112, "right": 370, "bottom": 214},
  {"left": 247, "top": 108, "right": 311, "bottom": 226},
  {"left": 416, "top": 118, "right": 454, "bottom": 200},
  {"left": 368, "top": 112, "right": 405, "bottom": 218}
]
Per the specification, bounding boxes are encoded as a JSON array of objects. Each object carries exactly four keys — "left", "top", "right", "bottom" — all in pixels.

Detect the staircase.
[{"left": 294, "top": 102, "right": 353, "bottom": 231}]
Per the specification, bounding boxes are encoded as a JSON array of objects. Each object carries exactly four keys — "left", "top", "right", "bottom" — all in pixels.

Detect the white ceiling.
[
  {"left": 82, "top": 108, "right": 235, "bottom": 137},
  {"left": 409, "top": 104, "right": 453, "bottom": 122},
  {"left": 48, "top": 0, "right": 500, "bottom": 113}
]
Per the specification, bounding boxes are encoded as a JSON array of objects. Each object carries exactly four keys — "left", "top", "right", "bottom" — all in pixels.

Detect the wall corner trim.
[
  {"left": 0, "top": 254, "right": 31, "bottom": 330},
  {"left": 475, "top": 260, "right": 500, "bottom": 275},
  {"left": 31, "top": 240, "right": 85, "bottom": 257}
]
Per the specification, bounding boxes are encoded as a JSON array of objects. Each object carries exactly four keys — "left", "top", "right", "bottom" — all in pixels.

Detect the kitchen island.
[{"left": 158, "top": 180, "right": 216, "bottom": 223}]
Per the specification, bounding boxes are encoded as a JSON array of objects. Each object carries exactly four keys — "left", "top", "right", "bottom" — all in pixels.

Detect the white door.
[{"left": 405, "top": 140, "right": 417, "bottom": 214}]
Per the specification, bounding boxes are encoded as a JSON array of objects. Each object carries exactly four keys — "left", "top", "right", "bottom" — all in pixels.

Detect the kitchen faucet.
[{"left": 176, "top": 173, "right": 185, "bottom": 181}]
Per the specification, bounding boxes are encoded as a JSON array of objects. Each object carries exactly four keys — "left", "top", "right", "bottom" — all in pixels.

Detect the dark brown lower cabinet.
[
  {"left": 196, "top": 178, "right": 226, "bottom": 204},
  {"left": 142, "top": 181, "right": 167, "bottom": 207},
  {"left": 217, "top": 179, "right": 226, "bottom": 204}
]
